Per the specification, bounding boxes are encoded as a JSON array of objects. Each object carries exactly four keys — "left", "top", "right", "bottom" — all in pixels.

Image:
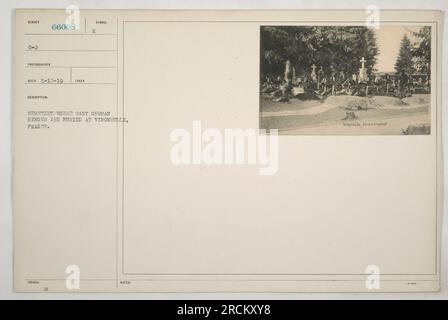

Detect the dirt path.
[
  {"left": 280, "top": 114, "right": 430, "bottom": 135},
  {"left": 260, "top": 94, "right": 431, "bottom": 135}
]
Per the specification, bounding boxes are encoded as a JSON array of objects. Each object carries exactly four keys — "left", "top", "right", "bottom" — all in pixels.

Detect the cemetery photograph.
[{"left": 259, "top": 25, "right": 432, "bottom": 135}]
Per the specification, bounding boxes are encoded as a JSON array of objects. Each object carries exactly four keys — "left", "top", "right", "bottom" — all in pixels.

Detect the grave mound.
[
  {"left": 324, "top": 95, "right": 381, "bottom": 110},
  {"left": 402, "top": 94, "right": 430, "bottom": 105}
]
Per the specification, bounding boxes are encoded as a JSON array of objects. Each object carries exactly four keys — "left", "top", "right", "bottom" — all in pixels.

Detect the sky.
[{"left": 374, "top": 26, "right": 422, "bottom": 72}]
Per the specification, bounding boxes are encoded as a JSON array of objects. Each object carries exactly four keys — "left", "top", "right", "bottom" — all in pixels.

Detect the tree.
[
  {"left": 412, "top": 26, "right": 431, "bottom": 77},
  {"left": 394, "top": 35, "right": 414, "bottom": 85},
  {"left": 352, "top": 27, "right": 378, "bottom": 80},
  {"left": 260, "top": 26, "right": 378, "bottom": 83}
]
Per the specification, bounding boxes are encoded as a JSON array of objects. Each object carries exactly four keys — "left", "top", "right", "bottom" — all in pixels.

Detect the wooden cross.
[{"left": 360, "top": 57, "right": 366, "bottom": 69}]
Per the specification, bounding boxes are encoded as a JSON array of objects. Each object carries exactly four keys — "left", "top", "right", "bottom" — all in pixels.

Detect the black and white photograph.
[{"left": 260, "top": 25, "right": 432, "bottom": 135}]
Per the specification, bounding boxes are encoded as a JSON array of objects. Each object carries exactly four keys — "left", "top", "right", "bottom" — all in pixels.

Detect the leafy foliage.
[
  {"left": 395, "top": 35, "right": 414, "bottom": 83},
  {"left": 412, "top": 26, "right": 431, "bottom": 76},
  {"left": 260, "top": 26, "right": 379, "bottom": 80},
  {"left": 395, "top": 27, "right": 431, "bottom": 83}
]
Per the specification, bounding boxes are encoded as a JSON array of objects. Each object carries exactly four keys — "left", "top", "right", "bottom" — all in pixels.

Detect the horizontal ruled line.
[
  {"left": 25, "top": 66, "right": 117, "bottom": 68},
  {"left": 26, "top": 49, "right": 117, "bottom": 52},
  {"left": 24, "top": 83, "right": 117, "bottom": 85},
  {"left": 25, "top": 33, "right": 117, "bottom": 36},
  {"left": 24, "top": 278, "right": 439, "bottom": 282}
]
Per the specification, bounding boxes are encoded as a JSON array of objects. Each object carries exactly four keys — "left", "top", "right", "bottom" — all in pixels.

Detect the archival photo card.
[{"left": 13, "top": 9, "right": 443, "bottom": 293}]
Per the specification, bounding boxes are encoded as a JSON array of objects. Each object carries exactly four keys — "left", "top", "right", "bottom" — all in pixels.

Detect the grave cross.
[
  {"left": 360, "top": 57, "right": 366, "bottom": 69},
  {"left": 310, "top": 63, "right": 318, "bottom": 82}
]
